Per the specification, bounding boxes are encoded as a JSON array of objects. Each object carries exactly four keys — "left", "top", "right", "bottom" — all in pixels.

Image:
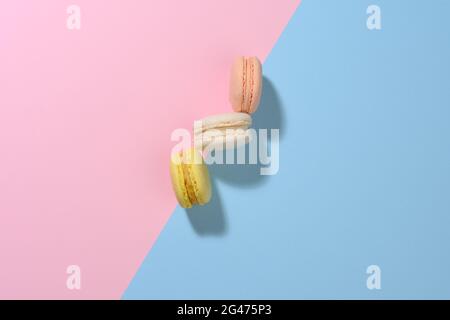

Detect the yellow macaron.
[{"left": 170, "top": 147, "right": 211, "bottom": 208}]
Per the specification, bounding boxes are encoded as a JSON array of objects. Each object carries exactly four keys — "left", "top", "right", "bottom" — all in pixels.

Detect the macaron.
[
  {"left": 170, "top": 147, "right": 211, "bottom": 209},
  {"left": 194, "top": 112, "right": 252, "bottom": 150},
  {"left": 229, "top": 56, "right": 262, "bottom": 114}
]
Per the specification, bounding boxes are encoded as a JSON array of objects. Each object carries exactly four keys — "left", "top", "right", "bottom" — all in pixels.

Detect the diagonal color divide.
[
  {"left": 124, "top": 0, "right": 450, "bottom": 299},
  {"left": 0, "top": 0, "right": 301, "bottom": 299}
]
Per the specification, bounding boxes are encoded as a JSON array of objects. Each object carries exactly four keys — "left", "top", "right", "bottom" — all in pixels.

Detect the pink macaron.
[{"left": 229, "top": 56, "right": 262, "bottom": 114}]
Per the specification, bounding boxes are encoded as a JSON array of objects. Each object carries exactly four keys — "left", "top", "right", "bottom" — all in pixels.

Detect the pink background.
[{"left": 0, "top": 0, "right": 300, "bottom": 299}]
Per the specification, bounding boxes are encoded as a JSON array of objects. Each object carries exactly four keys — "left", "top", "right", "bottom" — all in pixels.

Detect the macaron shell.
[
  {"left": 229, "top": 57, "right": 245, "bottom": 112},
  {"left": 194, "top": 112, "right": 252, "bottom": 149},
  {"left": 183, "top": 148, "right": 211, "bottom": 205},
  {"left": 170, "top": 148, "right": 211, "bottom": 208},
  {"left": 195, "top": 112, "right": 252, "bottom": 132},
  {"left": 188, "top": 159, "right": 211, "bottom": 205},
  {"left": 229, "top": 56, "right": 262, "bottom": 114}
]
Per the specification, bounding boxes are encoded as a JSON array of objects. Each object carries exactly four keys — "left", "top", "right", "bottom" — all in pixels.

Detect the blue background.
[{"left": 124, "top": 0, "right": 450, "bottom": 299}]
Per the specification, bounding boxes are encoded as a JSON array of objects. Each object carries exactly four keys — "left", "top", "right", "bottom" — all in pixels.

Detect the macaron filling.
[
  {"left": 248, "top": 59, "right": 255, "bottom": 113},
  {"left": 242, "top": 57, "right": 255, "bottom": 113},
  {"left": 181, "top": 162, "right": 199, "bottom": 206},
  {"left": 241, "top": 57, "right": 247, "bottom": 113}
]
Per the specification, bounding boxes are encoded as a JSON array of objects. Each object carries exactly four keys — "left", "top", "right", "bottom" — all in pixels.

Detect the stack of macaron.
[{"left": 170, "top": 56, "right": 263, "bottom": 208}]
